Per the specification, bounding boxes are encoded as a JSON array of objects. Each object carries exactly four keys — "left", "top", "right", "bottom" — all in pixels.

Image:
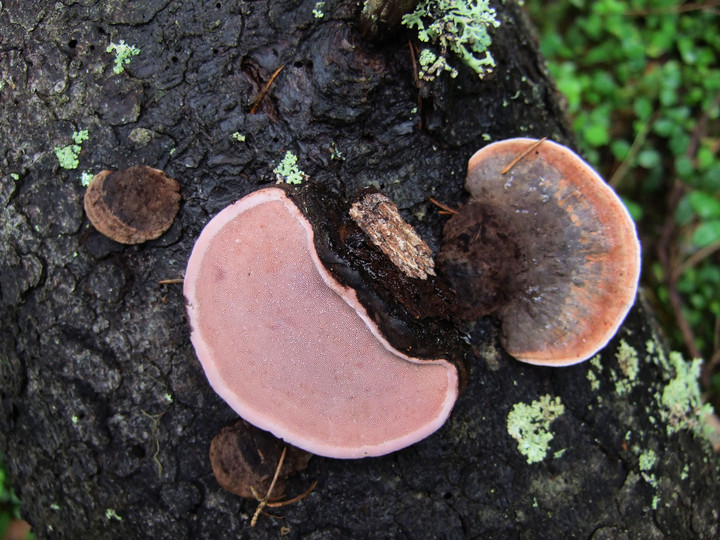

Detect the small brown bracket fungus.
[
  {"left": 438, "top": 138, "right": 641, "bottom": 366},
  {"left": 184, "top": 187, "right": 459, "bottom": 458},
  {"left": 209, "top": 419, "right": 311, "bottom": 499},
  {"left": 83, "top": 165, "right": 181, "bottom": 244}
]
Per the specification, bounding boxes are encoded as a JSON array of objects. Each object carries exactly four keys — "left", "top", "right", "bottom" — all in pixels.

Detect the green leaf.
[
  {"left": 675, "top": 155, "right": 694, "bottom": 178},
  {"left": 621, "top": 197, "right": 643, "bottom": 221},
  {"left": 637, "top": 149, "right": 661, "bottom": 169},
  {"left": 692, "top": 220, "right": 720, "bottom": 248},
  {"left": 675, "top": 193, "right": 695, "bottom": 226},
  {"left": 688, "top": 191, "right": 720, "bottom": 219}
]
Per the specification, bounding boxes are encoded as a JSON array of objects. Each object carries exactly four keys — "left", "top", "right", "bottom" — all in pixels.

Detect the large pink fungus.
[{"left": 184, "top": 187, "right": 459, "bottom": 458}]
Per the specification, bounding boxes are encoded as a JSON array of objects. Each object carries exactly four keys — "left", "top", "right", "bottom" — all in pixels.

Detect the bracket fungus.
[
  {"left": 184, "top": 186, "right": 463, "bottom": 458},
  {"left": 438, "top": 138, "right": 641, "bottom": 366},
  {"left": 209, "top": 419, "right": 312, "bottom": 499},
  {"left": 84, "top": 165, "right": 181, "bottom": 244}
]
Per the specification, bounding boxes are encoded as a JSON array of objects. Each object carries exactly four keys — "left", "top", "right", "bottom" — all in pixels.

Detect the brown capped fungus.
[
  {"left": 83, "top": 165, "right": 181, "bottom": 244},
  {"left": 438, "top": 138, "right": 641, "bottom": 366}
]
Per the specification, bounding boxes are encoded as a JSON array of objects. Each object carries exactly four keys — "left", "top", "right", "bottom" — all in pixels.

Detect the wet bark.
[{"left": 1, "top": 1, "right": 718, "bottom": 538}]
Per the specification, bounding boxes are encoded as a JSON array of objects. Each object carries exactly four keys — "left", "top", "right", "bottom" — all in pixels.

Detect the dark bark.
[{"left": 1, "top": 0, "right": 718, "bottom": 538}]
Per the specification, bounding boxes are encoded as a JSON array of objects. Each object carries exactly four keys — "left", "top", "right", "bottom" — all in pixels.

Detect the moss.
[
  {"left": 506, "top": 394, "right": 565, "bottom": 464},
  {"left": 273, "top": 151, "right": 306, "bottom": 185},
  {"left": 106, "top": 40, "right": 141, "bottom": 74},
  {"left": 402, "top": 0, "right": 500, "bottom": 79}
]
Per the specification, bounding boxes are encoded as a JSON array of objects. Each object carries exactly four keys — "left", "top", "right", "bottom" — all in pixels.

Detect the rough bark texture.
[{"left": 1, "top": 0, "right": 718, "bottom": 538}]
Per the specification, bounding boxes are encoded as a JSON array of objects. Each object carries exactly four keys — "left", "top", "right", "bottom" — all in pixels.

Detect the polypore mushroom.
[
  {"left": 184, "top": 186, "right": 461, "bottom": 458},
  {"left": 209, "top": 419, "right": 312, "bottom": 498},
  {"left": 438, "top": 138, "right": 641, "bottom": 366},
  {"left": 84, "top": 165, "right": 181, "bottom": 244}
]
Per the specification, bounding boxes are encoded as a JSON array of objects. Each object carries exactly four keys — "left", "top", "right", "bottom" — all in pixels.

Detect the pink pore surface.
[{"left": 184, "top": 188, "right": 457, "bottom": 458}]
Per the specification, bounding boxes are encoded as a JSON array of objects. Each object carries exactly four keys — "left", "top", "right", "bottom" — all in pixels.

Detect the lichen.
[
  {"left": 638, "top": 448, "right": 656, "bottom": 471},
  {"left": 231, "top": 132, "right": 246, "bottom": 142},
  {"left": 106, "top": 40, "right": 141, "bottom": 74},
  {"left": 644, "top": 336, "right": 716, "bottom": 441},
  {"left": 313, "top": 1, "right": 325, "bottom": 18},
  {"left": 638, "top": 449, "right": 658, "bottom": 487},
  {"left": 273, "top": 151, "right": 306, "bottom": 185},
  {"left": 80, "top": 171, "right": 94, "bottom": 187},
  {"left": 586, "top": 354, "right": 602, "bottom": 392},
  {"left": 418, "top": 48, "right": 457, "bottom": 80},
  {"left": 54, "top": 129, "right": 89, "bottom": 170},
  {"left": 613, "top": 339, "right": 640, "bottom": 395},
  {"left": 105, "top": 508, "right": 122, "bottom": 521},
  {"left": 507, "top": 394, "right": 565, "bottom": 464},
  {"left": 402, "top": 0, "right": 500, "bottom": 79},
  {"left": 659, "top": 351, "right": 713, "bottom": 437}
]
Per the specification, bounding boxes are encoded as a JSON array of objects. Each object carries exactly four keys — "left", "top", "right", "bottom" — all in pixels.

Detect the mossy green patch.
[{"left": 507, "top": 394, "right": 565, "bottom": 464}]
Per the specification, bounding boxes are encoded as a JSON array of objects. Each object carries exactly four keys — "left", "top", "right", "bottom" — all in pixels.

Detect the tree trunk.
[{"left": 1, "top": 1, "right": 718, "bottom": 538}]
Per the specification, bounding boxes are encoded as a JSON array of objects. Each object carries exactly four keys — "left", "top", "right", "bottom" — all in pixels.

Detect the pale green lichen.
[
  {"left": 613, "top": 339, "right": 640, "bottom": 395},
  {"left": 80, "top": 171, "right": 94, "bottom": 187},
  {"left": 231, "top": 132, "right": 246, "bottom": 142},
  {"left": 402, "top": 0, "right": 500, "bottom": 79},
  {"left": 106, "top": 40, "right": 140, "bottom": 74},
  {"left": 660, "top": 352, "right": 713, "bottom": 437},
  {"left": 54, "top": 129, "right": 89, "bottom": 170},
  {"left": 105, "top": 508, "right": 122, "bottom": 521},
  {"left": 313, "top": 1, "right": 325, "bottom": 18},
  {"left": 587, "top": 364, "right": 600, "bottom": 391},
  {"left": 638, "top": 448, "right": 657, "bottom": 471},
  {"left": 507, "top": 394, "right": 565, "bottom": 464},
  {"left": 638, "top": 449, "right": 658, "bottom": 487},
  {"left": 418, "top": 48, "right": 457, "bottom": 80},
  {"left": 644, "top": 337, "right": 717, "bottom": 441},
  {"left": 273, "top": 151, "right": 306, "bottom": 185}
]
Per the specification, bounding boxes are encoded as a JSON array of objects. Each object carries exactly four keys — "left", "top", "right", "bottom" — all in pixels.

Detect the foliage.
[
  {"left": 525, "top": 0, "right": 720, "bottom": 402},
  {"left": 0, "top": 454, "right": 23, "bottom": 538}
]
